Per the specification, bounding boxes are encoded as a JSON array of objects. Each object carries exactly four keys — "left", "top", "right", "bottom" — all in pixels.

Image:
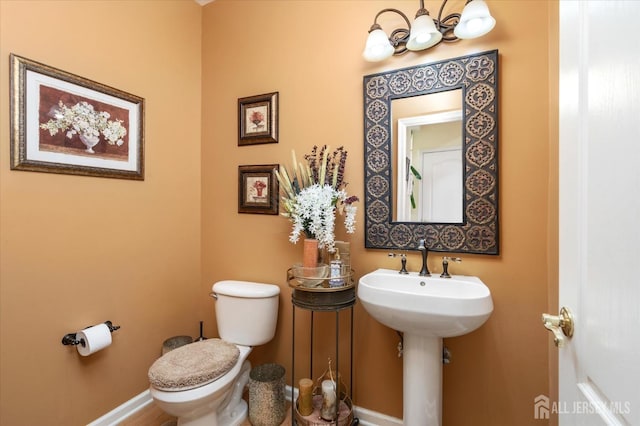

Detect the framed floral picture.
[
  {"left": 237, "top": 92, "right": 278, "bottom": 146},
  {"left": 10, "top": 54, "right": 145, "bottom": 180},
  {"left": 238, "top": 164, "right": 279, "bottom": 215}
]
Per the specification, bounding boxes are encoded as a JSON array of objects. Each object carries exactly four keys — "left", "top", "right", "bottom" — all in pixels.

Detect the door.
[
  {"left": 420, "top": 148, "right": 463, "bottom": 223},
  {"left": 558, "top": 1, "right": 640, "bottom": 424}
]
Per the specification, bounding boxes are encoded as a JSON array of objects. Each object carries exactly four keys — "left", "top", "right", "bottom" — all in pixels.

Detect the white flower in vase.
[{"left": 40, "top": 100, "right": 127, "bottom": 153}]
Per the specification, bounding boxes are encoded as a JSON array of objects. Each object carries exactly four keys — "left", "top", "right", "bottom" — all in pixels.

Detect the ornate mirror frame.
[{"left": 363, "top": 49, "right": 499, "bottom": 254}]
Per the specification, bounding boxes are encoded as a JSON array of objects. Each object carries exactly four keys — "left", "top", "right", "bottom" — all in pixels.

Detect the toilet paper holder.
[{"left": 61, "top": 321, "right": 120, "bottom": 347}]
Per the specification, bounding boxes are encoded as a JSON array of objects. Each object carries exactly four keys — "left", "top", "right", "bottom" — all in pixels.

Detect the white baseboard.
[
  {"left": 89, "top": 386, "right": 403, "bottom": 426},
  {"left": 351, "top": 405, "right": 403, "bottom": 426},
  {"left": 87, "top": 390, "right": 154, "bottom": 426}
]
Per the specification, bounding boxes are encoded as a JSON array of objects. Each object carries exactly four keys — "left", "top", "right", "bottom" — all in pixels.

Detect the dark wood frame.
[
  {"left": 238, "top": 164, "right": 279, "bottom": 215},
  {"left": 9, "top": 54, "right": 145, "bottom": 180},
  {"left": 363, "top": 50, "right": 499, "bottom": 254},
  {"left": 238, "top": 92, "right": 279, "bottom": 146}
]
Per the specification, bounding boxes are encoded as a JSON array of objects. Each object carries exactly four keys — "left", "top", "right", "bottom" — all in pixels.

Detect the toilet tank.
[{"left": 212, "top": 280, "right": 280, "bottom": 346}]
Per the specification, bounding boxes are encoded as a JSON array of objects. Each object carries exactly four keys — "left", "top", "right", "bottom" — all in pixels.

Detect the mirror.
[
  {"left": 363, "top": 50, "right": 499, "bottom": 254},
  {"left": 392, "top": 90, "right": 463, "bottom": 223}
]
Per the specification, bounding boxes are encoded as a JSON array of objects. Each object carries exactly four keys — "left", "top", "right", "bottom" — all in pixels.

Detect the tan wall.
[
  {"left": 202, "top": 1, "right": 556, "bottom": 425},
  {"left": 0, "top": 1, "right": 202, "bottom": 425}
]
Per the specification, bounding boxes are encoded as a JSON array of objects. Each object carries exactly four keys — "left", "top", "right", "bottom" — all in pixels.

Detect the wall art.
[
  {"left": 10, "top": 54, "right": 145, "bottom": 180},
  {"left": 238, "top": 92, "right": 278, "bottom": 146},
  {"left": 238, "top": 164, "right": 279, "bottom": 214}
]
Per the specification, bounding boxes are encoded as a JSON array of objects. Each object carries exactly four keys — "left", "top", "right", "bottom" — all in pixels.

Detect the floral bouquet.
[
  {"left": 275, "top": 145, "right": 358, "bottom": 253},
  {"left": 40, "top": 100, "right": 127, "bottom": 149}
]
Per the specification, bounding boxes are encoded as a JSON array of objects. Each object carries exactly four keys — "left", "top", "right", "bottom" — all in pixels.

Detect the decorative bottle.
[{"left": 329, "top": 252, "right": 344, "bottom": 287}]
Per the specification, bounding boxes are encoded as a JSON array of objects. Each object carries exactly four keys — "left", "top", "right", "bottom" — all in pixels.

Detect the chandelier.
[{"left": 362, "top": 0, "right": 496, "bottom": 62}]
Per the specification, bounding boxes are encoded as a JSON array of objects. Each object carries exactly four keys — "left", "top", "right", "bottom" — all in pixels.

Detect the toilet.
[{"left": 148, "top": 280, "right": 280, "bottom": 426}]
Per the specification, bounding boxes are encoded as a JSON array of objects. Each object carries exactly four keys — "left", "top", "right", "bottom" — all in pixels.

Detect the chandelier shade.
[
  {"left": 362, "top": 26, "right": 395, "bottom": 62},
  {"left": 406, "top": 14, "right": 443, "bottom": 51},
  {"left": 454, "top": 0, "right": 496, "bottom": 39}
]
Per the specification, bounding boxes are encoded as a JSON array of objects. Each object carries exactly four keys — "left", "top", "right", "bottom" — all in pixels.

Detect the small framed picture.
[
  {"left": 9, "top": 54, "right": 144, "bottom": 180},
  {"left": 238, "top": 92, "right": 278, "bottom": 146},
  {"left": 238, "top": 164, "right": 279, "bottom": 215}
]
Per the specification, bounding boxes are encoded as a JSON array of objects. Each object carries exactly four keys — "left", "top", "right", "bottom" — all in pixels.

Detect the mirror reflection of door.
[
  {"left": 395, "top": 107, "right": 463, "bottom": 223},
  {"left": 420, "top": 147, "right": 462, "bottom": 222}
]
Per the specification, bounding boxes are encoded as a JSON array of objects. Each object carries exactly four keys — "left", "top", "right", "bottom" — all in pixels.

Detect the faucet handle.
[
  {"left": 388, "top": 252, "right": 409, "bottom": 274},
  {"left": 440, "top": 257, "right": 462, "bottom": 278}
]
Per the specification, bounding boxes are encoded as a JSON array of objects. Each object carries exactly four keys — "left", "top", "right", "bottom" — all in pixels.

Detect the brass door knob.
[{"left": 542, "top": 307, "right": 574, "bottom": 347}]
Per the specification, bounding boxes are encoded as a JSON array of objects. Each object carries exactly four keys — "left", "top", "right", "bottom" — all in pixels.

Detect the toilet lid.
[{"left": 148, "top": 338, "right": 240, "bottom": 391}]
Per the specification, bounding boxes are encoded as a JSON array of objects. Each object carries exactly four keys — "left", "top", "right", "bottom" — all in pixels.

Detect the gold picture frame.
[{"left": 10, "top": 54, "right": 145, "bottom": 180}]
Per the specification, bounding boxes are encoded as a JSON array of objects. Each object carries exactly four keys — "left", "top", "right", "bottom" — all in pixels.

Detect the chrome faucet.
[{"left": 417, "top": 239, "right": 430, "bottom": 276}]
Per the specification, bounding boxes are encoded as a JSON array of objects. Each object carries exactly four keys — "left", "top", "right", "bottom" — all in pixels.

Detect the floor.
[{"left": 119, "top": 399, "right": 294, "bottom": 426}]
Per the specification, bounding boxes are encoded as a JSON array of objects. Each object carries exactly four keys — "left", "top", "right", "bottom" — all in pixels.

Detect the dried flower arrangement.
[{"left": 275, "top": 145, "right": 358, "bottom": 253}]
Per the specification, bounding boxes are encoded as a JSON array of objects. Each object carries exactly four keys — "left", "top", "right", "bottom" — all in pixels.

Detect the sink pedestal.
[
  {"left": 403, "top": 334, "right": 442, "bottom": 426},
  {"left": 357, "top": 269, "right": 494, "bottom": 426}
]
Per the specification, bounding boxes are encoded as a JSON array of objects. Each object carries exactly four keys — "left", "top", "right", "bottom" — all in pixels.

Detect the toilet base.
[
  {"left": 166, "top": 359, "right": 250, "bottom": 426},
  {"left": 174, "top": 400, "right": 247, "bottom": 426},
  {"left": 217, "top": 399, "right": 247, "bottom": 426},
  {"left": 176, "top": 410, "right": 216, "bottom": 426}
]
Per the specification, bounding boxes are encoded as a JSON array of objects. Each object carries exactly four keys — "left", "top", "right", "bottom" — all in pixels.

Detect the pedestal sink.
[{"left": 357, "top": 268, "right": 493, "bottom": 426}]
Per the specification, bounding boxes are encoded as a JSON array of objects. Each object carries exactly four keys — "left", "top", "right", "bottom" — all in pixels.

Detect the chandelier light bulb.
[
  {"left": 362, "top": 27, "right": 394, "bottom": 62},
  {"left": 407, "top": 14, "right": 442, "bottom": 51},
  {"left": 454, "top": 0, "right": 496, "bottom": 39}
]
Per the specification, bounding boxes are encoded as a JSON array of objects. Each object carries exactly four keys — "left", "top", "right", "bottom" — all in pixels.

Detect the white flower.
[
  {"left": 343, "top": 204, "right": 357, "bottom": 234},
  {"left": 40, "top": 100, "right": 127, "bottom": 150},
  {"left": 276, "top": 146, "right": 359, "bottom": 253},
  {"left": 288, "top": 184, "right": 356, "bottom": 253}
]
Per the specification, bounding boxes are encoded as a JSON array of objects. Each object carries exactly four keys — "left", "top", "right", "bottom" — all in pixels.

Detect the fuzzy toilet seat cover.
[{"left": 148, "top": 338, "right": 240, "bottom": 391}]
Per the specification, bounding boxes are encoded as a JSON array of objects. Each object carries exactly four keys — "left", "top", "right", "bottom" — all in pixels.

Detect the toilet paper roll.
[{"left": 76, "top": 323, "right": 112, "bottom": 356}]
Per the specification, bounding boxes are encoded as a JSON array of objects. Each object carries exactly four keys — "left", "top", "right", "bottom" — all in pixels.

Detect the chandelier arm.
[
  {"left": 372, "top": 8, "right": 412, "bottom": 55},
  {"left": 437, "top": 0, "right": 472, "bottom": 20},
  {"left": 389, "top": 28, "right": 411, "bottom": 54},
  {"left": 437, "top": 12, "right": 462, "bottom": 41},
  {"left": 373, "top": 8, "right": 412, "bottom": 30},
  {"left": 436, "top": 0, "right": 450, "bottom": 23}
]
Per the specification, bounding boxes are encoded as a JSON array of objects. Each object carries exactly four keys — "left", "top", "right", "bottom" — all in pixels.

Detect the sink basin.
[
  {"left": 357, "top": 268, "right": 493, "bottom": 425},
  {"left": 358, "top": 268, "right": 493, "bottom": 337}
]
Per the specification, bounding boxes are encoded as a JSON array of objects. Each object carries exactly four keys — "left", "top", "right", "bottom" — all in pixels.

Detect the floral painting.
[
  {"left": 245, "top": 176, "right": 269, "bottom": 204},
  {"left": 238, "top": 165, "right": 279, "bottom": 215},
  {"left": 10, "top": 54, "right": 145, "bottom": 180},
  {"left": 245, "top": 107, "right": 267, "bottom": 135},
  {"left": 238, "top": 92, "right": 278, "bottom": 146},
  {"left": 39, "top": 86, "right": 129, "bottom": 160}
]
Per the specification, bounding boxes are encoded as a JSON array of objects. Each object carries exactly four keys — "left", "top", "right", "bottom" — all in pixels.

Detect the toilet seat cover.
[{"left": 148, "top": 338, "right": 240, "bottom": 391}]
